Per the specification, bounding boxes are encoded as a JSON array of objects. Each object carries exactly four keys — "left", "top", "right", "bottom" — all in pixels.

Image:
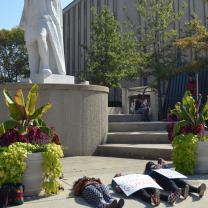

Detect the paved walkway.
[{"left": 20, "top": 156, "right": 208, "bottom": 208}]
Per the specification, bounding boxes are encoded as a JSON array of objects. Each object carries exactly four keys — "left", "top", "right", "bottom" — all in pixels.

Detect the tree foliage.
[
  {"left": 83, "top": 7, "right": 141, "bottom": 87},
  {"left": 175, "top": 17, "right": 208, "bottom": 72},
  {"left": 133, "top": 0, "right": 186, "bottom": 119},
  {"left": 0, "top": 28, "right": 29, "bottom": 83}
]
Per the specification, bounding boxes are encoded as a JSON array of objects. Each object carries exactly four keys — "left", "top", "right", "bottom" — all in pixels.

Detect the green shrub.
[
  {"left": 0, "top": 143, "right": 28, "bottom": 184},
  {"left": 42, "top": 143, "right": 64, "bottom": 194},
  {"left": 172, "top": 133, "right": 199, "bottom": 175}
]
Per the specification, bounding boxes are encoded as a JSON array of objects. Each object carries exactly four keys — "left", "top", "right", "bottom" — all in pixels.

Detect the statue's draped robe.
[{"left": 20, "top": 0, "right": 66, "bottom": 75}]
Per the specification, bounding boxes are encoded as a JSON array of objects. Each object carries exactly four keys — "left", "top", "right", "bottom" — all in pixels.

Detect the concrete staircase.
[
  {"left": 96, "top": 115, "right": 172, "bottom": 160},
  {"left": 108, "top": 114, "right": 142, "bottom": 122}
]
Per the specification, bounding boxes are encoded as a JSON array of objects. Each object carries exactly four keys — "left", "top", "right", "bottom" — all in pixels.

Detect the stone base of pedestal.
[{"left": 29, "top": 74, "right": 75, "bottom": 84}]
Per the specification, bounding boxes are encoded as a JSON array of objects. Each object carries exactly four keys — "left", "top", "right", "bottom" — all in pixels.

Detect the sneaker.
[
  {"left": 174, "top": 188, "right": 181, "bottom": 199},
  {"left": 181, "top": 184, "right": 189, "bottom": 199},
  {"left": 168, "top": 192, "right": 177, "bottom": 205},
  {"left": 157, "top": 158, "right": 168, "bottom": 168},
  {"left": 105, "top": 200, "right": 118, "bottom": 208},
  {"left": 198, "top": 183, "right": 206, "bottom": 198},
  {"left": 158, "top": 158, "right": 165, "bottom": 165},
  {"left": 151, "top": 189, "right": 160, "bottom": 206},
  {"left": 168, "top": 188, "right": 181, "bottom": 204},
  {"left": 117, "top": 198, "right": 125, "bottom": 208}
]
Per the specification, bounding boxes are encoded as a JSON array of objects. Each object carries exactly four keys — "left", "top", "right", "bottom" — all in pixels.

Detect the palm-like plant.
[
  {"left": 0, "top": 84, "right": 52, "bottom": 136},
  {"left": 172, "top": 91, "right": 208, "bottom": 139}
]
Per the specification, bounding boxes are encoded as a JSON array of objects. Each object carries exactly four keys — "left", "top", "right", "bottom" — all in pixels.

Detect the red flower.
[
  {"left": 194, "top": 124, "right": 204, "bottom": 136},
  {"left": 26, "top": 126, "right": 50, "bottom": 145},
  {"left": 0, "top": 129, "right": 27, "bottom": 147}
]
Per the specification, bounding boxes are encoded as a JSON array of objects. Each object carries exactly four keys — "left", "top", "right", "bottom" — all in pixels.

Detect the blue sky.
[{"left": 0, "top": 0, "right": 74, "bottom": 29}]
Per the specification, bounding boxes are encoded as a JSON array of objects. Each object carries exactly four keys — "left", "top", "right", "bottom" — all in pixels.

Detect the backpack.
[{"left": 0, "top": 183, "right": 24, "bottom": 207}]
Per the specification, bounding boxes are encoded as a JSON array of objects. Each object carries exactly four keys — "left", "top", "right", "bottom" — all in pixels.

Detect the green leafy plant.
[
  {"left": 0, "top": 28, "right": 29, "bottom": 83},
  {"left": 42, "top": 143, "right": 64, "bottom": 194},
  {"left": 0, "top": 84, "right": 52, "bottom": 136},
  {"left": 175, "top": 17, "right": 208, "bottom": 74},
  {"left": 83, "top": 7, "right": 141, "bottom": 87},
  {"left": 172, "top": 91, "right": 208, "bottom": 139},
  {"left": 0, "top": 143, "right": 28, "bottom": 184},
  {"left": 133, "top": 0, "right": 187, "bottom": 119},
  {"left": 172, "top": 134, "right": 198, "bottom": 175}
]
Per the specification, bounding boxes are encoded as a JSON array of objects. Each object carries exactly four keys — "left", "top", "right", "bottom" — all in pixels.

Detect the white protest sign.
[
  {"left": 153, "top": 169, "right": 187, "bottom": 179},
  {"left": 113, "top": 174, "right": 162, "bottom": 196}
]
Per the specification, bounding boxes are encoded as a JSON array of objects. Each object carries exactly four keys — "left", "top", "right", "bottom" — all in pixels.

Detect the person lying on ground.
[
  {"left": 112, "top": 173, "right": 178, "bottom": 206},
  {"left": 144, "top": 158, "right": 206, "bottom": 200},
  {"left": 73, "top": 176, "right": 125, "bottom": 208}
]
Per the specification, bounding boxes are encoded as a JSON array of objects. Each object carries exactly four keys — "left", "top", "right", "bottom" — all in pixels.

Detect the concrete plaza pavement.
[{"left": 20, "top": 156, "right": 208, "bottom": 208}]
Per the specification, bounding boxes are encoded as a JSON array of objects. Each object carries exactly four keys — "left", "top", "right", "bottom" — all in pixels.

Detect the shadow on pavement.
[
  {"left": 186, "top": 175, "right": 208, "bottom": 181},
  {"left": 68, "top": 191, "right": 92, "bottom": 207},
  {"left": 74, "top": 197, "right": 92, "bottom": 207},
  {"left": 24, "top": 195, "right": 49, "bottom": 202}
]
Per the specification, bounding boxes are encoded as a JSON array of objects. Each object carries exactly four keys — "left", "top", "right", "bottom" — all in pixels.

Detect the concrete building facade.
[{"left": 63, "top": 0, "right": 208, "bottom": 80}]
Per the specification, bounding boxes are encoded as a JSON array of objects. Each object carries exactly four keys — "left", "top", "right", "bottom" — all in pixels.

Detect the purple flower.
[
  {"left": 26, "top": 126, "right": 50, "bottom": 145},
  {"left": 0, "top": 129, "right": 27, "bottom": 147}
]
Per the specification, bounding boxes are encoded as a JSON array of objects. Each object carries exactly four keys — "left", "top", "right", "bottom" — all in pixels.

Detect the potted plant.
[
  {"left": 0, "top": 84, "right": 63, "bottom": 196},
  {"left": 170, "top": 91, "right": 208, "bottom": 175},
  {"left": 78, "top": 71, "right": 90, "bottom": 85}
]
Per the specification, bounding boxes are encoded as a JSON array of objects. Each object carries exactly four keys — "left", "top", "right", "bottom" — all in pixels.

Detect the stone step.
[
  {"left": 96, "top": 144, "right": 172, "bottom": 160},
  {"left": 108, "top": 114, "right": 142, "bottom": 122},
  {"left": 107, "top": 131, "right": 169, "bottom": 144},
  {"left": 109, "top": 122, "right": 168, "bottom": 132}
]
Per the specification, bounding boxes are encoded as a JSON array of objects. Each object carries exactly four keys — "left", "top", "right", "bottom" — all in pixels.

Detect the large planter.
[
  {"left": 195, "top": 141, "right": 208, "bottom": 174},
  {"left": 23, "top": 153, "right": 43, "bottom": 196}
]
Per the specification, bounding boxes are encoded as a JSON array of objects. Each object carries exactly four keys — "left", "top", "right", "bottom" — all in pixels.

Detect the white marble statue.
[{"left": 20, "top": 0, "right": 66, "bottom": 77}]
